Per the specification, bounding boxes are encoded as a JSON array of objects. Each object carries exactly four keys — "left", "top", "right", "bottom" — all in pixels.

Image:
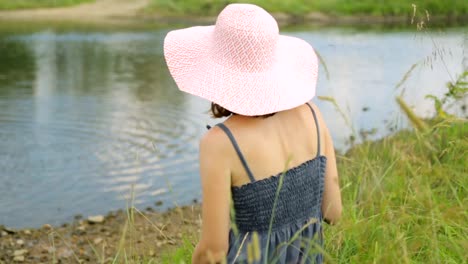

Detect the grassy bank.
[
  {"left": 327, "top": 119, "right": 467, "bottom": 263},
  {"left": 0, "top": 0, "right": 94, "bottom": 10},
  {"left": 147, "top": 0, "right": 468, "bottom": 17}
]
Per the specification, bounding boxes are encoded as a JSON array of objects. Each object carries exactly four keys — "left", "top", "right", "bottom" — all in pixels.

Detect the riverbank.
[
  {"left": 147, "top": 0, "right": 468, "bottom": 16},
  {"left": 1, "top": 117, "right": 466, "bottom": 263},
  {"left": 0, "top": 205, "right": 201, "bottom": 263},
  {"left": 0, "top": 0, "right": 467, "bottom": 27},
  {"left": 146, "top": 0, "right": 468, "bottom": 26}
]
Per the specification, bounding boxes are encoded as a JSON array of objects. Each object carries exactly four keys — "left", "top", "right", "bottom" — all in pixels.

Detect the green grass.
[
  {"left": 147, "top": 0, "right": 468, "bottom": 16},
  {"left": 326, "top": 118, "right": 467, "bottom": 263},
  {"left": 160, "top": 237, "right": 195, "bottom": 263},
  {"left": 0, "top": 0, "right": 94, "bottom": 10}
]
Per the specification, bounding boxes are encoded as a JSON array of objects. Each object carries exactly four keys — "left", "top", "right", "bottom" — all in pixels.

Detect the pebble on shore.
[{"left": 87, "top": 215, "right": 105, "bottom": 224}]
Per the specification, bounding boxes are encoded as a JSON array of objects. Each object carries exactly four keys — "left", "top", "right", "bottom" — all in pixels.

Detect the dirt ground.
[
  {"left": 0, "top": 205, "right": 201, "bottom": 263},
  {"left": 0, "top": 0, "right": 150, "bottom": 23}
]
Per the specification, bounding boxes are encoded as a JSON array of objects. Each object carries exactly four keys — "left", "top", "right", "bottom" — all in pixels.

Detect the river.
[{"left": 0, "top": 25, "right": 466, "bottom": 228}]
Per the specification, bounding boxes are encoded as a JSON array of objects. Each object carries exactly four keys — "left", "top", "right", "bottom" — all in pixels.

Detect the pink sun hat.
[{"left": 163, "top": 3, "right": 318, "bottom": 116}]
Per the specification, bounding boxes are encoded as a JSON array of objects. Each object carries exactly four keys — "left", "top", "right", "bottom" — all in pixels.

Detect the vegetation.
[
  {"left": 147, "top": 0, "right": 468, "bottom": 17},
  {"left": 0, "top": 0, "right": 94, "bottom": 10},
  {"left": 326, "top": 118, "right": 467, "bottom": 263},
  {"left": 161, "top": 236, "right": 196, "bottom": 264}
]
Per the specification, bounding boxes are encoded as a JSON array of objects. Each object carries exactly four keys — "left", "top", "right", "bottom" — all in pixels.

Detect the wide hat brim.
[{"left": 164, "top": 26, "right": 318, "bottom": 116}]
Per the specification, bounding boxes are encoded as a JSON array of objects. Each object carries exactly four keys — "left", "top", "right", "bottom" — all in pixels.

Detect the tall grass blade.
[
  {"left": 396, "top": 63, "right": 419, "bottom": 94},
  {"left": 315, "top": 50, "right": 330, "bottom": 80},
  {"left": 396, "top": 96, "right": 428, "bottom": 132}
]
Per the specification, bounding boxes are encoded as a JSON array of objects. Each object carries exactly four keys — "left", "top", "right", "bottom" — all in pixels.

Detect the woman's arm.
[
  {"left": 192, "top": 128, "right": 231, "bottom": 264},
  {"left": 308, "top": 103, "right": 342, "bottom": 224},
  {"left": 321, "top": 119, "right": 342, "bottom": 224}
]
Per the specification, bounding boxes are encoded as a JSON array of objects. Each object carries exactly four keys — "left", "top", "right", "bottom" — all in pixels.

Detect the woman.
[{"left": 164, "top": 3, "right": 342, "bottom": 264}]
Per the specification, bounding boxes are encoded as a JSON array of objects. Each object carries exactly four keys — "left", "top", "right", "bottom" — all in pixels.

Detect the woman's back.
[
  {"left": 221, "top": 103, "right": 324, "bottom": 188},
  {"left": 212, "top": 103, "right": 328, "bottom": 263}
]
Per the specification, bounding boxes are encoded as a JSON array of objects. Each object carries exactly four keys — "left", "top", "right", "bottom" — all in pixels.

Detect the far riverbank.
[{"left": 0, "top": 0, "right": 467, "bottom": 27}]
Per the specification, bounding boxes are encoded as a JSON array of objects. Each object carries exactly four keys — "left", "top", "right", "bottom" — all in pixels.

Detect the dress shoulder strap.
[
  {"left": 306, "top": 103, "right": 321, "bottom": 157},
  {"left": 215, "top": 123, "right": 256, "bottom": 183}
]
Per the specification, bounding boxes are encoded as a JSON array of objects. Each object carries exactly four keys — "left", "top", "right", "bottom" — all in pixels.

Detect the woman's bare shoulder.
[
  {"left": 199, "top": 124, "right": 232, "bottom": 157},
  {"left": 306, "top": 102, "right": 329, "bottom": 131}
]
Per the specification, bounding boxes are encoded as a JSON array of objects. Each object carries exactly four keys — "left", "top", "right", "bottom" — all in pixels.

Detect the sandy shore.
[{"left": 0, "top": 205, "right": 201, "bottom": 263}]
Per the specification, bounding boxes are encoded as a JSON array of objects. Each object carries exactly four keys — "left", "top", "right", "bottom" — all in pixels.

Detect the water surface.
[{"left": 0, "top": 26, "right": 466, "bottom": 228}]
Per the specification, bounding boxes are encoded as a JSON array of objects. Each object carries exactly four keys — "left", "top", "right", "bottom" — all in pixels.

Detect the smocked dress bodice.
[{"left": 228, "top": 156, "right": 326, "bottom": 264}]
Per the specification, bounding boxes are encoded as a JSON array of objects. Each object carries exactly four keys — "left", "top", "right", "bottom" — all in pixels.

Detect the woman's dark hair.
[
  {"left": 210, "top": 102, "right": 275, "bottom": 118},
  {"left": 211, "top": 103, "right": 233, "bottom": 118}
]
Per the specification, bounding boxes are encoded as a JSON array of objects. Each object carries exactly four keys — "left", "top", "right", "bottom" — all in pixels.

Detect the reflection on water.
[
  {"left": 0, "top": 27, "right": 466, "bottom": 228},
  {"left": 0, "top": 30, "right": 210, "bottom": 228}
]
